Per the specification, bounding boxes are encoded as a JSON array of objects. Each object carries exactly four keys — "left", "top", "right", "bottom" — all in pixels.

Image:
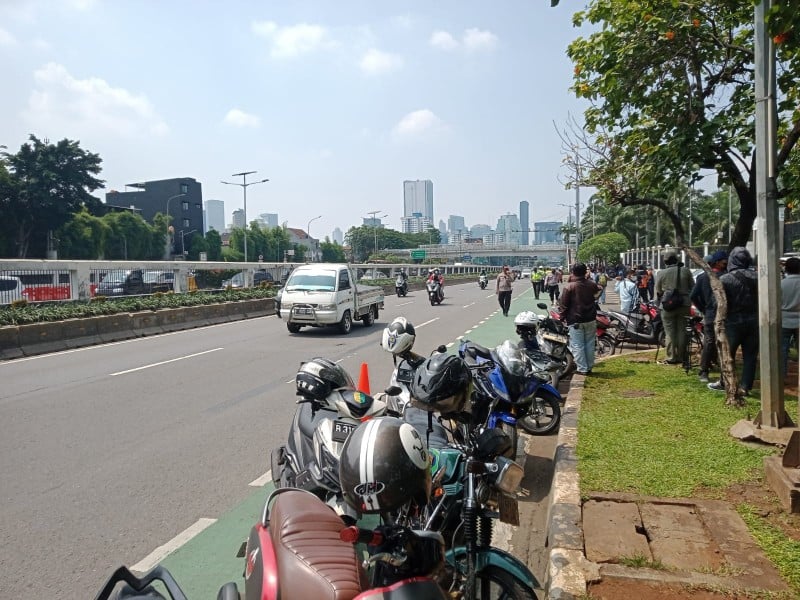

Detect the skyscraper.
[
  {"left": 519, "top": 201, "right": 529, "bottom": 245},
  {"left": 534, "top": 221, "right": 562, "bottom": 244},
  {"left": 403, "top": 180, "right": 433, "bottom": 220},
  {"left": 232, "top": 208, "right": 245, "bottom": 229},
  {"left": 260, "top": 213, "right": 278, "bottom": 229},
  {"left": 448, "top": 215, "right": 466, "bottom": 236},
  {"left": 496, "top": 214, "right": 521, "bottom": 245},
  {"left": 205, "top": 199, "right": 225, "bottom": 233},
  {"left": 332, "top": 227, "right": 343, "bottom": 244}
]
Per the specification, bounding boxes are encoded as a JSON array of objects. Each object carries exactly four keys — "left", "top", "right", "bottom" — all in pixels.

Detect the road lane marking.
[
  {"left": 464, "top": 329, "right": 473, "bottom": 335},
  {"left": 446, "top": 342, "right": 455, "bottom": 348},
  {"left": 462, "top": 302, "right": 475, "bottom": 308},
  {"left": 131, "top": 518, "right": 217, "bottom": 573},
  {"left": 249, "top": 470, "right": 272, "bottom": 487},
  {"left": 485, "top": 294, "right": 495, "bottom": 299},
  {"left": 396, "top": 301, "right": 414, "bottom": 306},
  {"left": 416, "top": 318, "right": 439, "bottom": 328},
  {"left": 109, "top": 348, "right": 224, "bottom": 376}
]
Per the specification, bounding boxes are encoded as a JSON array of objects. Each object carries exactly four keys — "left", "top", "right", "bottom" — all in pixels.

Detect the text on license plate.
[
  {"left": 296, "top": 307, "right": 313, "bottom": 315},
  {"left": 332, "top": 420, "right": 358, "bottom": 443}
]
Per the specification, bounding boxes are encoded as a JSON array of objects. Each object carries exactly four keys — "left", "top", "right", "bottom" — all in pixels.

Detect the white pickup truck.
[{"left": 278, "top": 263, "right": 384, "bottom": 334}]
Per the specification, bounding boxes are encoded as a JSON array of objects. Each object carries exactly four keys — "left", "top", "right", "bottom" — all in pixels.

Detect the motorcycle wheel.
[
  {"left": 474, "top": 565, "right": 538, "bottom": 600},
  {"left": 518, "top": 390, "right": 560, "bottom": 436},
  {"left": 430, "top": 295, "right": 436, "bottom": 306},
  {"left": 397, "top": 290, "right": 402, "bottom": 297},
  {"left": 595, "top": 334, "right": 615, "bottom": 358}
]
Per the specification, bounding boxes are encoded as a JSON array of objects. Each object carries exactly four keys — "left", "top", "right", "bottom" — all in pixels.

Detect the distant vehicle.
[
  {"left": 95, "top": 269, "right": 146, "bottom": 296},
  {"left": 0, "top": 276, "right": 25, "bottom": 305},
  {"left": 4, "top": 270, "right": 71, "bottom": 301},
  {"left": 222, "top": 270, "right": 273, "bottom": 288},
  {"left": 143, "top": 270, "right": 174, "bottom": 292},
  {"left": 359, "top": 269, "right": 389, "bottom": 281},
  {"left": 521, "top": 268, "right": 532, "bottom": 279}
]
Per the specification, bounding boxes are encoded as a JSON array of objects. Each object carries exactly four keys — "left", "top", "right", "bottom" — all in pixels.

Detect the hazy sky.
[{"left": 0, "top": 0, "right": 590, "bottom": 240}]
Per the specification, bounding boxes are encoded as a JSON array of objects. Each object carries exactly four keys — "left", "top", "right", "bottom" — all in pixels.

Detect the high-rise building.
[
  {"left": 496, "top": 214, "right": 521, "bottom": 245},
  {"left": 363, "top": 217, "right": 386, "bottom": 228},
  {"left": 403, "top": 180, "right": 433, "bottom": 220},
  {"left": 447, "top": 215, "right": 466, "bottom": 236},
  {"left": 106, "top": 177, "right": 204, "bottom": 255},
  {"left": 260, "top": 213, "right": 278, "bottom": 229},
  {"left": 232, "top": 208, "right": 245, "bottom": 229},
  {"left": 534, "top": 221, "right": 562, "bottom": 244},
  {"left": 332, "top": 227, "right": 343, "bottom": 244},
  {"left": 470, "top": 224, "right": 492, "bottom": 239},
  {"left": 401, "top": 215, "right": 433, "bottom": 234},
  {"left": 519, "top": 201, "right": 529, "bottom": 245},
  {"left": 205, "top": 199, "right": 225, "bottom": 233}
]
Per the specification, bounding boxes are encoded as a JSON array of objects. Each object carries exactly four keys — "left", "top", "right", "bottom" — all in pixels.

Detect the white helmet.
[
  {"left": 514, "top": 311, "right": 538, "bottom": 329},
  {"left": 381, "top": 317, "right": 416, "bottom": 355}
]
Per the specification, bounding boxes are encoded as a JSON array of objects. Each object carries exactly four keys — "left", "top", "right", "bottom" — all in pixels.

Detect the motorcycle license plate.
[
  {"left": 332, "top": 420, "right": 358, "bottom": 443},
  {"left": 542, "top": 332, "right": 568, "bottom": 344},
  {"left": 396, "top": 367, "right": 413, "bottom": 383},
  {"left": 499, "top": 494, "right": 520, "bottom": 526}
]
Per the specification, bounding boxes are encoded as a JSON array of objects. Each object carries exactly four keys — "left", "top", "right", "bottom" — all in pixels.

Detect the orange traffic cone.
[{"left": 358, "top": 362, "right": 371, "bottom": 395}]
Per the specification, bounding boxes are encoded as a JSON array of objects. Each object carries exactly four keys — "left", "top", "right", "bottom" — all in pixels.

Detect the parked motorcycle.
[
  {"left": 395, "top": 275, "right": 408, "bottom": 297},
  {"left": 94, "top": 565, "right": 239, "bottom": 600},
  {"left": 426, "top": 278, "right": 444, "bottom": 305},
  {"left": 534, "top": 303, "right": 575, "bottom": 377},
  {"left": 604, "top": 301, "right": 664, "bottom": 348},
  {"left": 478, "top": 274, "right": 488, "bottom": 290},
  {"left": 271, "top": 358, "right": 387, "bottom": 519}
]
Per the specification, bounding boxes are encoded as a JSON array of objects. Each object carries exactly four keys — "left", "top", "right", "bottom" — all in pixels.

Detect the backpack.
[{"left": 598, "top": 273, "right": 608, "bottom": 287}]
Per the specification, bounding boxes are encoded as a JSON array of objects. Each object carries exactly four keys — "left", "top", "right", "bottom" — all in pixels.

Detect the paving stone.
[
  {"left": 639, "top": 502, "right": 724, "bottom": 571},
  {"left": 583, "top": 500, "right": 651, "bottom": 563}
]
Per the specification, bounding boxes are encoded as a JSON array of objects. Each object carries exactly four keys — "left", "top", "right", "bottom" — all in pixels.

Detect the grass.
[{"left": 578, "top": 352, "right": 800, "bottom": 594}]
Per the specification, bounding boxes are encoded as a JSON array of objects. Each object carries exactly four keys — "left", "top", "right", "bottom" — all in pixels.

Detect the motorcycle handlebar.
[{"left": 340, "top": 526, "right": 384, "bottom": 546}]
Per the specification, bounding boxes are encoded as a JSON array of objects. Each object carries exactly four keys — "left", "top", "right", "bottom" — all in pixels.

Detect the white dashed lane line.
[{"left": 131, "top": 518, "right": 217, "bottom": 573}]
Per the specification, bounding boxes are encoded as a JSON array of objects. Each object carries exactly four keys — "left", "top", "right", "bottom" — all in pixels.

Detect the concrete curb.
[
  {"left": 0, "top": 298, "right": 274, "bottom": 359},
  {"left": 545, "top": 374, "right": 591, "bottom": 599}
]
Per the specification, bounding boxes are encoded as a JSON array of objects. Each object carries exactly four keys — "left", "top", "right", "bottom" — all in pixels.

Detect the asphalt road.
[{"left": 0, "top": 279, "right": 556, "bottom": 598}]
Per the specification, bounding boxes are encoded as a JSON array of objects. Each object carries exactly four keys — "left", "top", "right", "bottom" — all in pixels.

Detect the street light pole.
[
  {"left": 180, "top": 229, "right": 198, "bottom": 256},
  {"left": 165, "top": 193, "right": 186, "bottom": 256},
  {"left": 221, "top": 172, "right": 269, "bottom": 263},
  {"left": 306, "top": 215, "right": 321, "bottom": 262},
  {"left": 366, "top": 210, "right": 387, "bottom": 258}
]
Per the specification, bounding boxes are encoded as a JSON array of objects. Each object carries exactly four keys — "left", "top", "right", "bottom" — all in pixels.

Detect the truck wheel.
[
  {"left": 287, "top": 322, "right": 301, "bottom": 333},
  {"left": 338, "top": 310, "right": 352, "bottom": 334},
  {"left": 362, "top": 307, "right": 375, "bottom": 327}
]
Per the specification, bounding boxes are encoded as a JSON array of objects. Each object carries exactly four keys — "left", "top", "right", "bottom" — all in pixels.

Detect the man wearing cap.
[
  {"left": 690, "top": 250, "right": 728, "bottom": 382},
  {"left": 655, "top": 248, "right": 695, "bottom": 364}
]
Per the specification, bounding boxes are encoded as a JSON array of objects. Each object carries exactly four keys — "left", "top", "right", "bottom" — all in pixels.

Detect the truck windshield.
[{"left": 285, "top": 273, "right": 336, "bottom": 291}]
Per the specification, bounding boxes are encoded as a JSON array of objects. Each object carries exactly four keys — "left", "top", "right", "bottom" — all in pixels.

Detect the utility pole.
[{"left": 221, "top": 171, "right": 269, "bottom": 263}]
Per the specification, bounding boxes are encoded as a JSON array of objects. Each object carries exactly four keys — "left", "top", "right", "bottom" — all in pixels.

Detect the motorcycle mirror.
[
  {"left": 436, "top": 345, "right": 447, "bottom": 353},
  {"left": 537, "top": 302, "right": 548, "bottom": 310},
  {"left": 385, "top": 385, "right": 402, "bottom": 396}
]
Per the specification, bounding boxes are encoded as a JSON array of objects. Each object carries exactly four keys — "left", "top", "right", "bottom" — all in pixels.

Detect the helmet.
[
  {"left": 295, "top": 357, "right": 355, "bottom": 401},
  {"left": 339, "top": 416, "right": 431, "bottom": 514},
  {"left": 433, "top": 268, "right": 440, "bottom": 275},
  {"left": 514, "top": 311, "right": 538, "bottom": 341},
  {"left": 381, "top": 317, "right": 416, "bottom": 355},
  {"left": 409, "top": 353, "right": 471, "bottom": 415}
]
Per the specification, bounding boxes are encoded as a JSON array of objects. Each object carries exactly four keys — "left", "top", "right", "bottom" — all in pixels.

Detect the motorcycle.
[
  {"left": 426, "top": 278, "right": 444, "bottom": 305},
  {"left": 534, "top": 303, "right": 575, "bottom": 378},
  {"left": 459, "top": 339, "right": 561, "bottom": 446},
  {"left": 271, "top": 359, "right": 387, "bottom": 519},
  {"left": 395, "top": 275, "right": 408, "bottom": 297},
  {"left": 593, "top": 308, "right": 617, "bottom": 357},
  {"left": 604, "top": 301, "right": 665, "bottom": 348},
  {"left": 243, "top": 487, "right": 448, "bottom": 599},
  {"left": 478, "top": 274, "right": 488, "bottom": 290},
  {"left": 94, "top": 565, "right": 239, "bottom": 600}
]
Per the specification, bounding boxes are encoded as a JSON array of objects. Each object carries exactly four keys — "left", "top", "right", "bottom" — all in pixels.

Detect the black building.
[{"left": 106, "top": 177, "right": 203, "bottom": 256}]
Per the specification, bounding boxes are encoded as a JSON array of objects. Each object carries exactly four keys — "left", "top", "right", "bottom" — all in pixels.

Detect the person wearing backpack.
[
  {"left": 707, "top": 246, "right": 759, "bottom": 395},
  {"left": 654, "top": 248, "right": 694, "bottom": 365}
]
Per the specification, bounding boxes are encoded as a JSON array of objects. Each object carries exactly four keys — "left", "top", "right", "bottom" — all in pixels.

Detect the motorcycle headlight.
[{"left": 492, "top": 456, "right": 524, "bottom": 495}]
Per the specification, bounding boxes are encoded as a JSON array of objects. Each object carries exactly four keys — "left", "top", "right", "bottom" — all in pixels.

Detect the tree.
[
  {"left": 56, "top": 207, "right": 109, "bottom": 259},
  {"left": 1, "top": 135, "right": 104, "bottom": 257},
  {"left": 576, "top": 232, "right": 629, "bottom": 265},
  {"left": 204, "top": 229, "right": 223, "bottom": 261},
  {"left": 102, "top": 211, "right": 156, "bottom": 260},
  {"left": 320, "top": 237, "right": 346, "bottom": 262}
]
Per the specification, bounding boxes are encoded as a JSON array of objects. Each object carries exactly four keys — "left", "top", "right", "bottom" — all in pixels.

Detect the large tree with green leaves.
[
  {"left": 576, "top": 232, "right": 629, "bottom": 265},
  {"left": 1, "top": 135, "right": 104, "bottom": 257},
  {"left": 565, "top": 0, "right": 800, "bottom": 250}
]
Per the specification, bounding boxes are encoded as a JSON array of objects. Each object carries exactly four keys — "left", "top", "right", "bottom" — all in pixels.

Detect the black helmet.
[
  {"left": 409, "top": 353, "right": 471, "bottom": 415},
  {"left": 339, "top": 417, "right": 431, "bottom": 514},
  {"left": 295, "top": 357, "right": 355, "bottom": 401}
]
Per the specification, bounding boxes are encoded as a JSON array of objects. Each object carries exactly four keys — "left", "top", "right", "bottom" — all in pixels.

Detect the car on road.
[
  {"left": 95, "top": 269, "right": 146, "bottom": 296},
  {"left": 222, "top": 270, "right": 274, "bottom": 288},
  {"left": 521, "top": 268, "right": 532, "bottom": 279},
  {"left": 0, "top": 275, "right": 25, "bottom": 305},
  {"left": 143, "top": 270, "right": 175, "bottom": 292}
]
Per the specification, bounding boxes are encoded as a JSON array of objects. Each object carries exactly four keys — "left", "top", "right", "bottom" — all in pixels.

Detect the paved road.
[{"left": 1, "top": 279, "right": 554, "bottom": 598}]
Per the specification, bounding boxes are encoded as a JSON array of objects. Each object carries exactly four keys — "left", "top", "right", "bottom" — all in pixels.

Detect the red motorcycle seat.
[{"left": 270, "top": 490, "right": 366, "bottom": 599}]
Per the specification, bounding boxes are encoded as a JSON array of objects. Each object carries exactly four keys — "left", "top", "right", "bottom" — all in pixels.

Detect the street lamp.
[
  {"left": 221, "top": 171, "right": 269, "bottom": 263},
  {"left": 306, "top": 215, "right": 322, "bottom": 262},
  {"left": 180, "top": 229, "right": 198, "bottom": 256},
  {"left": 366, "top": 210, "right": 387, "bottom": 258},
  {"left": 165, "top": 193, "right": 186, "bottom": 256}
]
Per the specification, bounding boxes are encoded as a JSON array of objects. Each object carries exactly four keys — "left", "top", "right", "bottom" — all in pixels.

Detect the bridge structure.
[{"left": 398, "top": 243, "right": 571, "bottom": 267}]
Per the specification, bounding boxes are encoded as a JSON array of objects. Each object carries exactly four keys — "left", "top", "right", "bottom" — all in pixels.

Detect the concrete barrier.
[
  {"left": 130, "top": 311, "right": 166, "bottom": 337},
  {"left": 61, "top": 318, "right": 102, "bottom": 349},
  {"left": 159, "top": 308, "right": 188, "bottom": 332},
  {"left": 18, "top": 321, "right": 69, "bottom": 356},
  {"left": 181, "top": 305, "right": 211, "bottom": 329},
  {"left": 0, "top": 326, "right": 23, "bottom": 360},
  {"left": 95, "top": 313, "right": 136, "bottom": 343}
]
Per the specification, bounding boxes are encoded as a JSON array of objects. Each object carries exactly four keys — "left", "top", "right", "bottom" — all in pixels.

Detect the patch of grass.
[
  {"left": 618, "top": 552, "right": 668, "bottom": 570},
  {"left": 577, "top": 354, "right": 797, "bottom": 497},
  {"left": 738, "top": 503, "right": 800, "bottom": 592}
]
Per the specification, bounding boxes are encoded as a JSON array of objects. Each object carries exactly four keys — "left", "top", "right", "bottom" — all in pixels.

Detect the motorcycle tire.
[
  {"left": 473, "top": 565, "right": 538, "bottom": 600},
  {"left": 595, "top": 334, "right": 616, "bottom": 358},
  {"left": 518, "top": 390, "right": 561, "bottom": 436},
  {"left": 430, "top": 295, "right": 436, "bottom": 306}
]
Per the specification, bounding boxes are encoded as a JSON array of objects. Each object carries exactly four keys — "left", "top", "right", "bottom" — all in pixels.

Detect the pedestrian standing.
[
  {"left": 594, "top": 269, "right": 608, "bottom": 304},
  {"left": 531, "top": 266, "right": 544, "bottom": 299},
  {"left": 780, "top": 257, "right": 800, "bottom": 381},
  {"left": 636, "top": 264, "right": 651, "bottom": 303},
  {"left": 654, "top": 249, "right": 695, "bottom": 365},
  {"left": 614, "top": 269, "right": 639, "bottom": 313},
  {"left": 707, "top": 247, "right": 759, "bottom": 395},
  {"left": 496, "top": 265, "right": 514, "bottom": 317},
  {"left": 690, "top": 251, "right": 727, "bottom": 383},
  {"left": 545, "top": 268, "right": 559, "bottom": 304},
  {"left": 558, "top": 263, "right": 602, "bottom": 375}
]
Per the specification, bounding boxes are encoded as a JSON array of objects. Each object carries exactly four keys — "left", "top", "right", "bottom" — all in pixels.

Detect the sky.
[{"left": 0, "top": 0, "right": 591, "bottom": 242}]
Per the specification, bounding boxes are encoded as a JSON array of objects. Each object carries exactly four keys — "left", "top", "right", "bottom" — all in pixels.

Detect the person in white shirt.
[{"left": 614, "top": 269, "right": 639, "bottom": 313}]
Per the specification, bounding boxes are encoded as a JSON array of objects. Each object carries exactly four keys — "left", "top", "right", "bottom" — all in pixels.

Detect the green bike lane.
[{"left": 155, "top": 285, "right": 548, "bottom": 596}]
